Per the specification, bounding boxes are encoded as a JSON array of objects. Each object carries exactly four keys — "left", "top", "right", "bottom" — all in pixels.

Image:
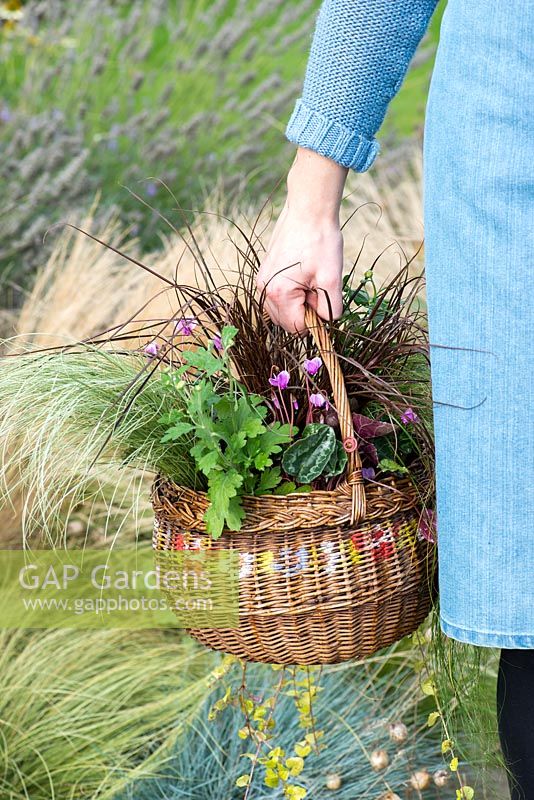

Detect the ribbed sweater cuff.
[{"left": 285, "top": 98, "right": 380, "bottom": 172}]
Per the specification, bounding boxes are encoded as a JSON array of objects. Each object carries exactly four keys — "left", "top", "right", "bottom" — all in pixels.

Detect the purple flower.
[
  {"left": 145, "top": 181, "right": 158, "bottom": 197},
  {"left": 175, "top": 317, "right": 198, "bottom": 336},
  {"left": 292, "top": 398, "right": 299, "bottom": 410},
  {"left": 271, "top": 394, "right": 281, "bottom": 410},
  {"left": 309, "top": 392, "right": 326, "bottom": 408},
  {"left": 268, "top": 370, "right": 290, "bottom": 390},
  {"left": 400, "top": 407, "right": 419, "bottom": 424},
  {"left": 0, "top": 105, "right": 12, "bottom": 124},
  {"left": 213, "top": 333, "right": 223, "bottom": 352},
  {"left": 144, "top": 341, "right": 159, "bottom": 358},
  {"left": 362, "top": 467, "right": 376, "bottom": 481},
  {"left": 303, "top": 357, "right": 322, "bottom": 376}
]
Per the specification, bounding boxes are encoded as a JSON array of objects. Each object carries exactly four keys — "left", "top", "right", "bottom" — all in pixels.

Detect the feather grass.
[
  {"left": 0, "top": 629, "right": 221, "bottom": 800},
  {"left": 0, "top": 347, "right": 197, "bottom": 545}
]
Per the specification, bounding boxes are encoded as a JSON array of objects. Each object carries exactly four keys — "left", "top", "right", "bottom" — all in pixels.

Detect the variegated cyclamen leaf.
[
  {"left": 323, "top": 439, "right": 348, "bottom": 478},
  {"left": 281, "top": 425, "right": 336, "bottom": 483},
  {"left": 300, "top": 422, "right": 327, "bottom": 439}
]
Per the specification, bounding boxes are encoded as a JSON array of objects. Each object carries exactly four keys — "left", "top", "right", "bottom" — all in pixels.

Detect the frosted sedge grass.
[{"left": 118, "top": 651, "right": 446, "bottom": 800}]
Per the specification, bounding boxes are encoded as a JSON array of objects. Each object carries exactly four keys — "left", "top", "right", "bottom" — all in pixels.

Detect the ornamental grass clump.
[
  {"left": 0, "top": 346, "right": 199, "bottom": 545},
  {"left": 0, "top": 628, "right": 221, "bottom": 800},
  {"left": 117, "top": 649, "right": 449, "bottom": 800},
  {"left": 0, "top": 204, "right": 435, "bottom": 542}
]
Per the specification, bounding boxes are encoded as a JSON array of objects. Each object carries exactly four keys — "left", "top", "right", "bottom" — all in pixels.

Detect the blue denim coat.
[
  {"left": 424, "top": 1, "right": 533, "bottom": 648},
  {"left": 286, "top": 0, "right": 534, "bottom": 647}
]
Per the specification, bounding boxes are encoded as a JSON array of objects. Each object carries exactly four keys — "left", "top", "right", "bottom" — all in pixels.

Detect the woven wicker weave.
[{"left": 152, "top": 306, "right": 437, "bottom": 664}]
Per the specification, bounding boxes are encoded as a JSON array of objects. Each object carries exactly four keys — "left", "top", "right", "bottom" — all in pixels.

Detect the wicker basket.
[{"left": 152, "top": 306, "right": 437, "bottom": 664}]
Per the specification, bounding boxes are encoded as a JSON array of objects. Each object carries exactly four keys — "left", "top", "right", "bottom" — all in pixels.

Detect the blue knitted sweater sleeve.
[{"left": 285, "top": 0, "right": 440, "bottom": 172}]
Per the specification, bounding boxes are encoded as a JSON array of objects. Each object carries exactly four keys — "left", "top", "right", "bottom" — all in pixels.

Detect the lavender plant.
[
  {"left": 0, "top": 0, "right": 441, "bottom": 291},
  {"left": 0, "top": 0, "right": 316, "bottom": 284}
]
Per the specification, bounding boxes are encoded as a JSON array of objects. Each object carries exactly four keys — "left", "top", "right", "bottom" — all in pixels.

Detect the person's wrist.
[{"left": 286, "top": 146, "right": 348, "bottom": 224}]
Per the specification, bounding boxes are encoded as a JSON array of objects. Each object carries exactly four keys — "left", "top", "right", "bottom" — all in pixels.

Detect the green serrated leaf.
[
  {"left": 255, "top": 467, "right": 282, "bottom": 494},
  {"left": 227, "top": 431, "right": 247, "bottom": 452},
  {"left": 160, "top": 422, "right": 194, "bottom": 442},
  {"left": 273, "top": 480, "right": 297, "bottom": 495},
  {"left": 204, "top": 470, "right": 244, "bottom": 537},
  {"left": 248, "top": 392, "right": 267, "bottom": 408},
  {"left": 225, "top": 495, "right": 246, "bottom": 531},
  {"left": 158, "top": 408, "right": 183, "bottom": 425},
  {"left": 209, "top": 469, "right": 243, "bottom": 507},
  {"left": 221, "top": 325, "right": 238, "bottom": 349},
  {"left": 182, "top": 348, "right": 223, "bottom": 377},
  {"left": 196, "top": 450, "right": 221, "bottom": 475},
  {"left": 204, "top": 504, "right": 225, "bottom": 540},
  {"left": 257, "top": 423, "right": 292, "bottom": 456},
  {"left": 241, "top": 416, "right": 266, "bottom": 439},
  {"left": 253, "top": 451, "right": 273, "bottom": 471}
]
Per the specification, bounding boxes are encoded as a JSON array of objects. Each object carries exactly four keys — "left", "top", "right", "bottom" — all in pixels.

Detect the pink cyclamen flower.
[
  {"left": 271, "top": 394, "right": 281, "bottom": 410},
  {"left": 268, "top": 370, "right": 290, "bottom": 390},
  {"left": 362, "top": 467, "right": 376, "bottom": 481},
  {"left": 175, "top": 317, "right": 198, "bottom": 336},
  {"left": 144, "top": 341, "right": 159, "bottom": 358},
  {"left": 303, "top": 357, "right": 322, "bottom": 376},
  {"left": 213, "top": 333, "right": 223, "bottom": 352},
  {"left": 292, "top": 398, "right": 299, "bottom": 411},
  {"left": 309, "top": 392, "right": 326, "bottom": 408},
  {"left": 400, "top": 407, "right": 419, "bottom": 424}
]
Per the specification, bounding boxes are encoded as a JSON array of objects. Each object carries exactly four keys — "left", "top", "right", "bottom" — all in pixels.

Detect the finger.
[
  {"left": 264, "top": 291, "right": 307, "bottom": 334},
  {"left": 307, "top": 276, "right": 343, "bottom": 322}
]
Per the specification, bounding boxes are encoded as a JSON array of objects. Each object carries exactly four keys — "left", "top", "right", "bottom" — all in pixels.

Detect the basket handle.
[{"left": 303, "top": 304, "right": 366, "bottom": 525}]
